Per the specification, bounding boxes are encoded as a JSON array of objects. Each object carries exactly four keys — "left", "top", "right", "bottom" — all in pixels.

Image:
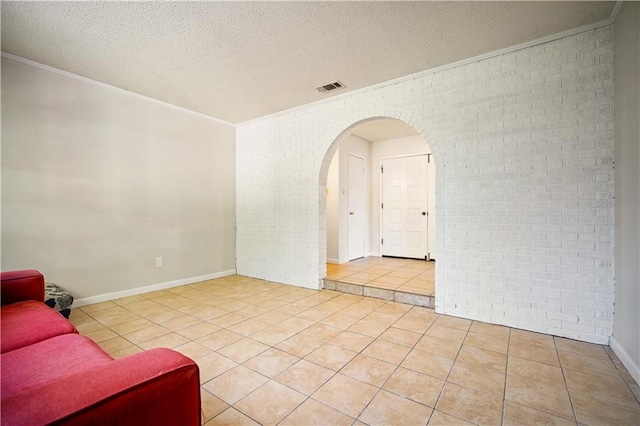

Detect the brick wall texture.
[{"left": 236, "top": 27, "right": 614, "bottom": 344}]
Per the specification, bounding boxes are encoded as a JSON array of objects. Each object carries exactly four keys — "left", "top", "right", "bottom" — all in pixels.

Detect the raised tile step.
[{"left": 323, "top": 279, "right": 434, "bottom": 308}]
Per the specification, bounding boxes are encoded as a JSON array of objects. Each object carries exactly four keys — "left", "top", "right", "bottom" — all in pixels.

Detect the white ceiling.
[
  {"left": 351, "top": 119, "right": 419, "bottom": 142},
  {"left": 1, "top": 1, "right": 615, "bottom": 124}
]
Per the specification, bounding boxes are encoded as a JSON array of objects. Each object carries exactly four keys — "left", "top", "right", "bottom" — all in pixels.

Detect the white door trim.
[
  {"left": 347, "top": 152, "right": 366, "bottom": 261},
  {"left": 379, "top": 153, "right": 431, "bottom": 259}
]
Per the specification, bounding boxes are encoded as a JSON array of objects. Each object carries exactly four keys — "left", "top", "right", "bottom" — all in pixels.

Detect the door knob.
[
  {"left": 421, "top": 211, "right": 426, "bottom": 216},
  {"left": 349, "top": 212, "right": 355, "bottom": 215}
]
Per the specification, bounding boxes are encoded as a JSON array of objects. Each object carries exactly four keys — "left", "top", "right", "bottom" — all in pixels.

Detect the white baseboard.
[
  {"left": 326, "top": 258, "right": 340, "bottom": 264},
  {"left": 368, "top": 252, "right": 381, "bottom": 257},
  {"left": 610, "top": 336, "right": 640, "bottom": 385},
  {"left": 73, "top": 269, "right": 237, "bottom": 307}
]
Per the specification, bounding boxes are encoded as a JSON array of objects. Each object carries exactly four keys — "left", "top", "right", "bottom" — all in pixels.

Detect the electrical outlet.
[{"left": 155, "top": 257, "right": 163, "bottom": 268}]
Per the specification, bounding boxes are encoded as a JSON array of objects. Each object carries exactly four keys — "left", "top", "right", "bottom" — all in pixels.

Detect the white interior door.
[
  {"left": 348, "top": 154, "right": 365, "bottom": 261},
  {"left": 381, "top": 155, "right": 428, "bottom": 259}
]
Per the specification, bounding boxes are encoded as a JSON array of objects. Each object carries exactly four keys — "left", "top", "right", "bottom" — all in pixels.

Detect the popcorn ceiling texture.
[
  {"left": 236, "top": 27, "right": 614, "bottom": 344},
  {"left": 0, "top": 2, "right": 614, "bottom": 123}
]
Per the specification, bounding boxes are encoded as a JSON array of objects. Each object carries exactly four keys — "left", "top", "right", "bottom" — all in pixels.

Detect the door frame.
[
  {"left": 379, "top": 152, "right": 431, "bottom": 259},
  {"left": 347, "top": 152, "right": 366, "bottom": 261}
]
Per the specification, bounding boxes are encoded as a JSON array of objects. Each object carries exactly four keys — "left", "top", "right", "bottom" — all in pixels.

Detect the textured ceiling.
[
  {"left": 1, "top": 1, "right": 615, "bottom": 124},
  {"left": 351, "top": 119, "right": 419, "bottom": 142}
]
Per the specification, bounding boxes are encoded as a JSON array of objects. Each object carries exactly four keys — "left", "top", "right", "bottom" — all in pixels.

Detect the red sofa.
[{"left": 1, "top": 270, "right": 201, "bottom": 425}]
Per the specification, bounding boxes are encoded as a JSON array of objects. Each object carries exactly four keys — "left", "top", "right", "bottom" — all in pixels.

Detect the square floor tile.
[
  {"left": 299, "top": 323, "right": 343, "bottom": 342},
  {"left": 401, "top": 348, "right": 454, "bottom": 380},
  {"left": 250, "top": 324, "right": 297, "bottom": 346},
  {"left": 571, "top": 391, "right": 640, "bottom": 425},
  {"left": 558, "top": 349, "right": 619, "bottom": 379},
  {"left": 275, "top": 359, "right": 336, "bottom": 395},
  {"left": 174, "top": 341, "right": 213, "bottom": 360},
  {"left": 505, "top": 373, "right": 574, "bottom": 420},
  {"left": 235, "top": 381, "right": 306, "bottom": 426},
  {"left": 228, "top": 319, "right": 270, "bottom": 337},
  {"left": 122, "top": 324, "right": 170, "bottom": 344},
  {"left": 312, "top": 373, "right": 378, "bottom": 418},
  {"left": 378, "top": 327, "right": 422, "bottom": 348},
  {"left": 276, "top": 334, "right": 324, "bottom": 358},
  {"left": 503, "top": 401, "right": 575, "bottom": 426},
  {"left": 203, "top": 366, "right": 269, "bottom": 405},
  {"left": 329, "top": 330, "right": 374, "bottom": 352},
  {"left": 305, "top": 343, "right": 357, "bottom": 371},
  {"left": 138, "top": 332, "right": 190, "bottom": 350},
  {"left": 428, "top": 410, "right": 475, "bottom": 425},
  {"left": 160, "top": 315, "right": 203, "bottom": 332},
  {"left": 341, "top": 354, "right": 397, "bottom": 387},
  {"left": 415, "top": 334, "right": 462, "bottom": 359},
  {"left": 456, "top": 344, "right": 507, "bottom": 373},
  {"left": 447, "top": 360, "right": 506, "bottom": 396},
  {"left": 243, "top": 348, "right": 299, "bottom": 378},
  {"left": 564, "top": 368, "right": 640, "bottom": 410},
  {"left": 435, "top": 316, "right": 472, "bottom": 331},
  {"left": 464, "top": 331, "right": 508, "bottom": 354},
  {"left": 197, "top": 352, "right": 238, "bottom": 384},
  {"left": 509, "top": 328, "right": 555, "bottom": 349},
  {"left": 469, "top": 321, "right": 510, "bottom": 339},
  {"left": 206, "top": 407, "right": 259, "bottom": 425},
  {"left": 425, "top": 324, "right": 467, "bottom": 343},
  {"left": 555, "top": 337, "right": 610, "bottom": 360},
  {"left": 196, "top": 329, "right": 244, "bottom": 351},
  {"left": 280, "top": 398, "right": 354, "bottom": 426},
  {"left": 359, "top": 390, "right": 432, "bottom": 426},
  {"left": 208, "top": 312, "right": 248, "bottom": 328},
  {"left": 201, "top": 389, "right": 229, "bottom": 423},
  {"left": 362, "top": 340, "right": 411, "bottom": 365},
  {"left": 176, "top": 322, "right": 221, "bottom": 340},
  {"left": 383, "top": 366, "right": 444, "bottom": 407},
  {"left": 347, "top": 318, "right": 390, "bottom": 337},
  {"left": 436, "top": 382, "right": 504, "bottom": 426},
  {"left": 509, "top": 339, "right": 559, "bottom": 366},
  {"left": 98, "top": 336, "right": 134, "bottom": 355},
  {"left": 218, "top": 338, "right": 270, "bottom": 363},
  {"left": 507, "top": 356, "right": 566, "bottom": 388}
]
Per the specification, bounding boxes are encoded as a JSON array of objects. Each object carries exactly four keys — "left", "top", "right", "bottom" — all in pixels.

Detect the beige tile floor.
[
  {"left": 326, "top": 257, "right": 435, "bottom": 296},
  {"left": 71, "top": 275, "right": 640, "bottom": 426}
]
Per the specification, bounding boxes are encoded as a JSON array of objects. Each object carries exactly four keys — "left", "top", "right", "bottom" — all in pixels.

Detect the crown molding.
[
  {"left": 239, "top": 17, "right": 614, "bottom": 127},
  {"left": 1, "top": 52, "right": 235, "bottom": 127},
  {"left": 609, "top": 0, "right": 623, "bottom": 23}
]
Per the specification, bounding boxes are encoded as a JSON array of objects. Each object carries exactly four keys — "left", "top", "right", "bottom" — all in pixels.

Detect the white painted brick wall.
[{"left": 236, "top": 27, "right": 615, "bottom": 344}]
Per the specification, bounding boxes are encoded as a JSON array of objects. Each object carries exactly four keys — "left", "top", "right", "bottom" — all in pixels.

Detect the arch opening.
[{"left": 318, "top": 113, "right": 445, "bottom": 309}]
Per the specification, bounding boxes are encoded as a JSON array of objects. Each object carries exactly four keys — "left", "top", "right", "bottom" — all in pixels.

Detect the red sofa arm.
[
  {"left": 1, "top": 348, "right": 201, "bottom": 425},
  {"left": 1, "top": 270, "right": 44, "bottom": 306}
]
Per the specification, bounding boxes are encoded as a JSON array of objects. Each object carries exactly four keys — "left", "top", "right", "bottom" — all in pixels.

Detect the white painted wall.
[
  {"left": 612, "top": 1, "right": 640, "bottom": 384},
  {"left": 369, "top": 135, "right": 434, "bottom": 258},
  {"left": 237, "top": 27, "right": 615, "bottom": 344},
  {"left": 326, "top": 149, "right": 340, "bottom": 263},
  {"left": 1, "top": 57, "right": 237, "bottom": 301},
  {"left": 328, "top": 135, "right": 371, "bottom": 264}
]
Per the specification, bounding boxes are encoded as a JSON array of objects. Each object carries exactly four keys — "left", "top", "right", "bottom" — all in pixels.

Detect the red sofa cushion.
[
  {"left": 2, "top": 338, "right": 200, "bottom": 425},
  {"left": 1, "top": 270, "right": 44, "bottom": 305},
  {"left": 1, "top": 334, "right": 113, "bottom": 396},
  {"left": 1, "top": 300, "right": 77, "bottom": 353}
]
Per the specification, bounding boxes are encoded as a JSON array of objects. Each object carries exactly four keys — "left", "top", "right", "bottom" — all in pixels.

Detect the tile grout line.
[
  {"left": 423, "top": 316, "right": 472, "bottom": 425},
  {"left": 553, "top": 336, "right": 580, "bottom": 425},
  {"left": 341, "top": 305, "right": 440, "bottom": 423},
  {"left": 500, "top": 327, "right": 512, "bottom": 426},
  {"left": 603, "top": 345, "right": 640, "bottom": 405}
]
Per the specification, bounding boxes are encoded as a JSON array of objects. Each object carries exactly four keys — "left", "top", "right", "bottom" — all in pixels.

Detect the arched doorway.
[{"left": 318, "top": 113, "right": 445, "bottom": 311}]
